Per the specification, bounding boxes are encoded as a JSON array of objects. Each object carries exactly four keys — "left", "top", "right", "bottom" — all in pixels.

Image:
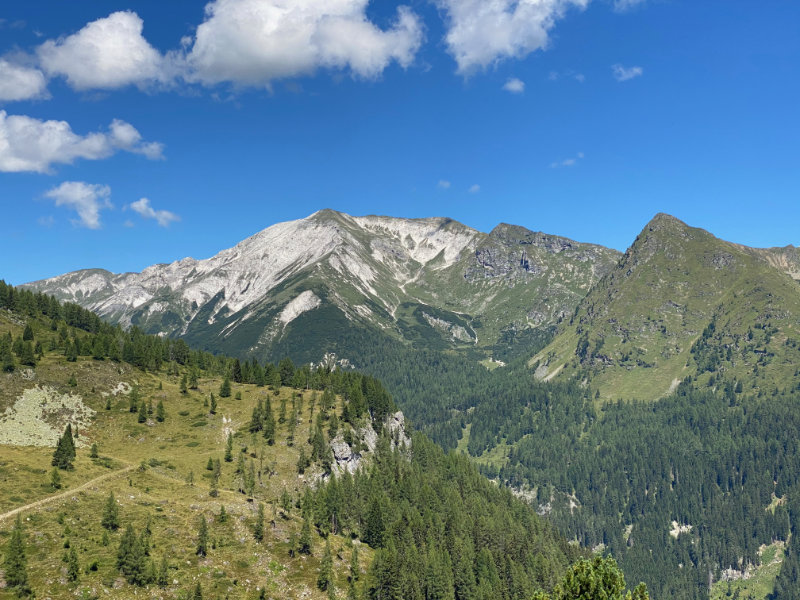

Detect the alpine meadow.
[{"left": 2, "top": 1, "right": 800, "bottom": 599}]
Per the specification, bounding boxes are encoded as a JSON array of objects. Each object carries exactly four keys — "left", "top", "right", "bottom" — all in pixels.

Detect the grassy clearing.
[
  {"left": 709, "top": 541, "right": 786, "bottom": 600},
  {"left": 0, "top": 342, "right": 369, "bottom": 599}
]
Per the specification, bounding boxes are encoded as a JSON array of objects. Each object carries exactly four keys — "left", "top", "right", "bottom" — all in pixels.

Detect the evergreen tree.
[
  {"left": 18, "top": 341, "right": 36, "bottom": 367},
  {"left": 206, "top": 457, "right": 214, "bottom": 471},
  {"left": 52, "top": 424, "right": 76, "bottom": 470},
  {"left": 299, "top": 516, "right": 313, "bottom": 555},
  {"left": 156, "top": 555, "right": 169, "bottom": 587},
  {"left": 137, "top": 398, "right": 148, "bottom": 423},
  {"left": 350, "top": 545, "right": 360, "bottom": 582},
  {"left": 66, "top": 547, "right": 80, "bottom": 582},
  {"left": 218, "top": 505, "right": 228, "bottom": 523},
  {"left": 102, "top": 491, "right": 120, "bottom": 530},
  {"left": 90, "top": 442, "right": 99, "bottom": 458},
  {"left": 210, "top": 393, "right": 217, "bottom": 414},
  {"left": 156, "top": 399, "right": 165, "bottom": 422},
  {"left": 192, "top": 582, "right": 203, "bottom": 600},
  {"left": 263, "top": 398, "right": 276, "bottom": 445},
  {"left": 254, "top": 503, "right": 265, "bottom": 542},
  {"left": 196, "top": 516, "right": 208, "bottom": 556},
  {"left": 318, "top": 537, "right": 333, "bottom": 591},
  {"left": 50, "top": 467, "right": 62, "bottom": 490},
  {"left": 3, "top": 515, "right": 31, "bottom": 597},
  {"left": 189, "top": 367, "right": 199, "bottom": 389},
  {"left": 1, "top": 336, "right": 15, "bottom": 372},
  {"left": 22, "top": 323, "right": 34, "bottom": 341},
  {"left": 219, "top": 376, "right": 232, "bottom": 398},
  {"left": 180, "top": 373, "right": 188, "bottom": 394},
  {"left": 224, "top": 432, "right": 233, "bottom": 462},
  {"left": 129, "top": 386, "right": 140, "bottom": 413}
]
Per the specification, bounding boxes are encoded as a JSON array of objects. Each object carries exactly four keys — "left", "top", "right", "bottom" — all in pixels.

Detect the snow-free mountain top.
[{"left": 24, "top": 209, "right": 621, "bottom": 363}]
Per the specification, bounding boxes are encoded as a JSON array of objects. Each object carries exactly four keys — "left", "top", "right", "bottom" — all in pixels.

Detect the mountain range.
[{"left": 26, "top": 209, "right": 620, "bottom": 363}]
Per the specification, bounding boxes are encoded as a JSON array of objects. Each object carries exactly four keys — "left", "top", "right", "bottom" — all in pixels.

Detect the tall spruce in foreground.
[
  {"left": 52, "top": 423, "right": 76, "bottom": 469},
  {"left": 3, "top": 515, "right": 31, "bottom": 597}
]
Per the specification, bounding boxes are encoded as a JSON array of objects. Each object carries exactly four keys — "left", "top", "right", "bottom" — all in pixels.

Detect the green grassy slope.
[{"left": 531, "top": 213, "right": 800, "bottom": 401}]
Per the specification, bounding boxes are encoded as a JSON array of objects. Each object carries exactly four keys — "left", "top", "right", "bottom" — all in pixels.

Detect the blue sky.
[{"left": 1, "top": 0, "right": 798, "bottom": 285}]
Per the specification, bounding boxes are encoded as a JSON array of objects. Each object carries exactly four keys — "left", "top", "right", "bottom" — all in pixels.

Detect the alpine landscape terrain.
[{"left": 2, "top": 1, "right": 799, "bottom": 599}]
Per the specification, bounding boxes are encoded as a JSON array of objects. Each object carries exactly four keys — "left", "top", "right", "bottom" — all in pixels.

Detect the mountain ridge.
[{"left": 25, "top": 209, "right": 621, "bottom": 363}]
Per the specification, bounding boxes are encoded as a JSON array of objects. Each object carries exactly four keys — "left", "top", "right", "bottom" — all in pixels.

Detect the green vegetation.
[{"left": 0, "top": 281, "right": 592, "bottom": 599}]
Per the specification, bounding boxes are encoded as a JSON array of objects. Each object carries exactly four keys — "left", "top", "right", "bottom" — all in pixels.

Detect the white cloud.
[
  {"left": 0, "top": 59, "right": 48, "bottom": 101},
  {"left": 44, "top": 181, "right": 112, "bottom": 229},
  {"left": 612, "top": 63, "right": 643, "bottom": 81},
  {"left": 128, "top": 198, "right": 180, "bottom": 227},
  {"left": 184, "top": 0, "right": 424, "bottom": 86},
  {"left": 549, "top": 69, "right": 584, "bottom": 82},
  {"left": 435, "top": 0, "right": 588, "bottom": 74},
  {"left": 0, "top": 111, "right": 163, "bottom": 173},
  {"left": 614, "top": 0, "right": 646, "bottom": 12},
  {"left": 37, "top": 215, "right": 55, "bottom": 228},
  {"left": 38, "top": 11, "right": 167, "bottom": 90},
  {"left": 438, "top": 179, "right": 451, "bottom": 189},
  {"left": 550, "top": 151, "right": 584, "bottom": 168},
  {"left": 468, "top": 184, "right": 480, "bottom": 193},
  {"left": 502, "top": 77, "right": 525, "bottom": 93}
]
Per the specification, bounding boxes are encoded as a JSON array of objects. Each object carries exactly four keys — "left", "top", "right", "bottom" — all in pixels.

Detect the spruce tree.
[
  {"left": 254, "top": 503, "right": 265, "bottom": 542},
  {"left": 50, "top": 467, "right": 62, "bottom": 490},
  {"left": 224, "top": 432, "right": 233, "bottom": 462},
  {"left": 196, "top": 516, "right": 208, "bottom": 556},
  {"left": 22, "top": 323, "right": 34, "bottom": 341},
  {"left": 90, "top": 442, "right": 99, "bottom": 458},
  {"left": 299, "top": 516, "right": 313, "bottom": 555},
  {"left": 52, "top": 424, "right": 76, "bottom": 470},
  {"left": 1, "top": 337, "right": 15, "bottom": 372},
  {"left": 66, "top": 547, "right": 80, "bottom": 582},
  {"left": 219, "top": 376, "right": 232, "bottom": 398},
  {"left": 3, "top": 515, "right": 31, "bottom": 596},
  {"left": 318, "top": 537, "right": 333, "bottom": 591},
  {"left": 156, "top": 555, "right": 169, "bottom": 587},
  {"left": 263, "top": 398, "right": 276, "bottom": 445},
  {"left": 156, "top": 399, "right": 165, "bottom": 422},
  {"left": 102, "top": 491, "right": 120, "bottom": 530},
  {"left": 209, "top": 393, "right": 217, "bottom": 414},
  {"left": 129, "top": 386, "right": 140, "bottom": 413},
  {"left": 137, "top": 399, "right": 148, "bottom": 423}
]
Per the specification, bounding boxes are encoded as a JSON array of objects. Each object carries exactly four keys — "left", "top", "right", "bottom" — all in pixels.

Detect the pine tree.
[
  {"left": 189, "top": 367, "right": 199, "bottom": 389},
  {"left": 129, "top": 386, "right": 140, "bottom": 413},
  {"left": 349, "top": 545, "right": 360, "bottom": 582},
  {"left": 219, "top": 376, "right": 232, "bottom": 398},
  {"left": 156, "top": 555, "right": 169, "bottom": 587},
  {"left": 102, "top": 491, "right": 120, "bottom": 530},
  {"left": 263, "top": 398, "right": 276, "bottom": 445},
  {"left": 192, "top": 582, "right": 204, "bottom": 600},
  {"left": 254, "top": 503, "right": 265, "bottom": 542},
  {"left": 66, "top": 547, "right": 80, "bottom": 582},
  {"left": 206, "top": 457, "right": 214, "bottom": 471},
  {"left": 52, "top": 424, "right": 76, "bottom": 470},
  {"left": 299, "top": 516, "right": 313, "bottom": 555},
  {"left": 138, "top": 399, "right": 148, "bottom": 423},
  {"left": 210, "top": 393, "right": 217, "bottom": 414},
  {"left": 318, "top": 537, "right": 333, "bottom": 591},
  {"left": 1, "top": 336, "right": 15, "bottom": 372},
  {"left": 218, "top": 505, "right": 228, "bottom": 523},
  {"left": 224, "top": 432, "right": 234, "bottom": 462},
  {"left": 197, "top": 516, "right": 208, "bottom": 556},
  {"left": 90, "top": 442, "right": 99, "bottom": 458},
  {"left": 19, "top": 341, "right": 36, "bottom": 367},
  {"left": 180, "top": 373, "right": 188, "bottom": 394},
  {"left": 50, "top": 467, "right": 62, "bottom": 489},
  {"left": 3, "top": 515, "right": 31, "bottom": 596},
  {"left": 22, "top": 323, "right": 34, "bottom": 341},
  {"left": 156, "top": 399, "right": 165, "bottom": 422}
]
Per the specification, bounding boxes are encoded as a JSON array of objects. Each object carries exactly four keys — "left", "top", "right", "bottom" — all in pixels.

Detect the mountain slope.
[
  {"left": 531, "top": 213, "right": 800, "bottom": 400},
  {"left": 25, "top": 210, "right": 620, "bottom": 363}
]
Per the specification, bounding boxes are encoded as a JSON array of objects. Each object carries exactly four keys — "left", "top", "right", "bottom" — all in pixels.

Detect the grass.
[
  {"left": 0, "top": 320, "right": 372, "bottom": 599},
  {"left": 709, "top": 541, "right": 786, "bottom": 600}
]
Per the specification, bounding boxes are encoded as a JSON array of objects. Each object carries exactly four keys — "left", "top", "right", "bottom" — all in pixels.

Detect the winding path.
[{"left": 0, "top": 463, "right": 136, "bottom": 524}]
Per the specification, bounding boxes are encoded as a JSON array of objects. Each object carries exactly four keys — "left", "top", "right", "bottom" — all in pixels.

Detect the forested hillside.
[{"left": 0, "top": 281, "right": 623, "bottom": 599}]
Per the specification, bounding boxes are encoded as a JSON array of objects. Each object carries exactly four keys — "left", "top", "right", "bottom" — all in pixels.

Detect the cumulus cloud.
[
  {"left": 438, "top": 179, "right": 451, "bottom": 189},
  {"left": 502, "top": 77, "right": 525, "bottom": 93},
  {"left": 0, "top": 111, "right": 164, "bottom": 173},
  {"left": 550, "top": 151, "right": 584, "bottom": 168},
  {"left": 612, "top": 63, "right": 643, "bottom": 81},
  {"left": 44, "top": 181, "right": 112, "bottom": 229},
  {"left": 0, "top": 59, "right": 48, "bottom": 101},
  {"left": 435, "top": 0, "right": 588, "bottom": 73},
  {"left": 38, "top": 11, "right": 167, "bottom": 90},
  {"left": 128, "top": 198, "right": 180, "bottom": 227},
  {"left": 184, "top": 0, "right": 424, "bottom": 86},
  {"left": 468, "top": 184, "right": 480, "bottom": 194}
]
